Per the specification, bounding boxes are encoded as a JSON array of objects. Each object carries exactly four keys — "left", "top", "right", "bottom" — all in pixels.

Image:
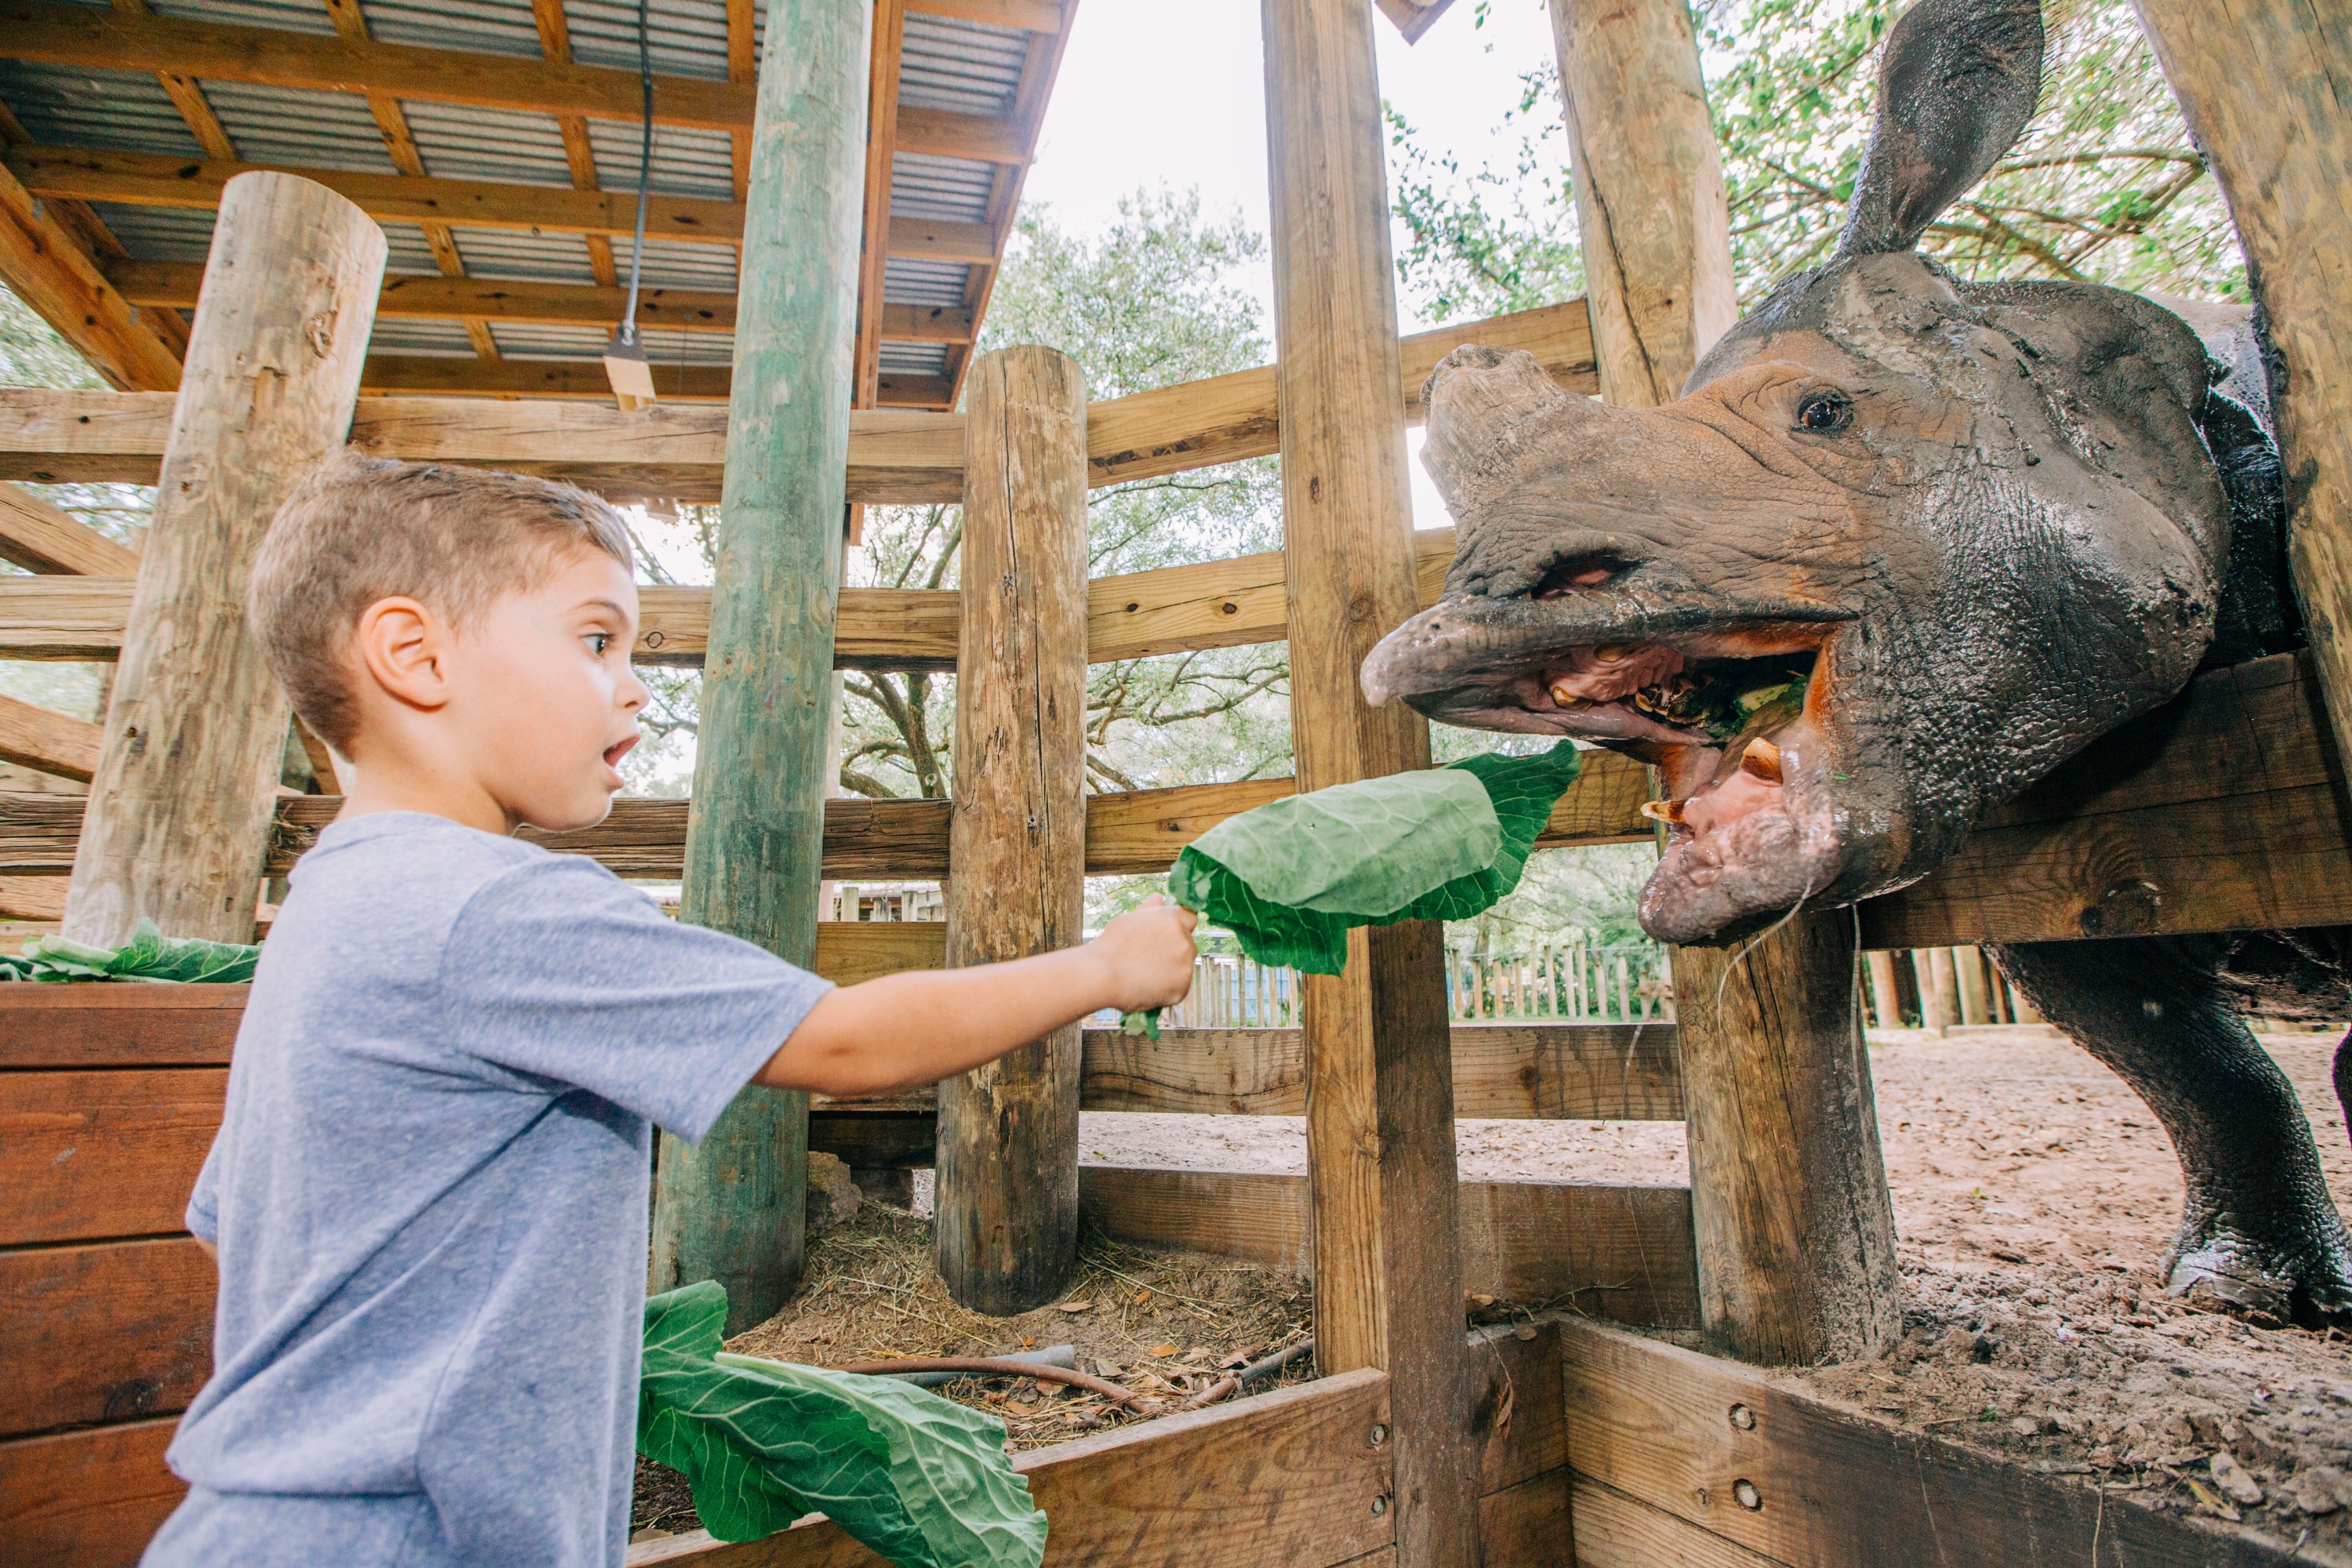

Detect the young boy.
[{"left": 144, "top": 452, "right": 1197, "bottom": 1567}]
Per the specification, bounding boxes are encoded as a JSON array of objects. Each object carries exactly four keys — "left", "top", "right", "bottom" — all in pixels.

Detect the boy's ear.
[{"left": 353, "top": 596, "right": 456, "bottom": 713}]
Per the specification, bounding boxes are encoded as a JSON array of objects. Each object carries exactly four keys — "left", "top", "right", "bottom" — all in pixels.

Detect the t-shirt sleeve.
[
  {"left": 185, "top": 1133, "right": 222, "bottom": 1242},
  {"left": 437, "top": 855, "right": 833, "bottom": 1140}
]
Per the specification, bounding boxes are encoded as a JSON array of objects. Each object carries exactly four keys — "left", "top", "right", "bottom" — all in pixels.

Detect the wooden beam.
[
  {"left": 1078, "top": 1167, "right": 1700, "bottom": 1329},
  {"left": 0, "top": 0, "right": 753, "bottom": 131},
  {"left": 0, "top": 1236, "right": 212, "bottom": 1438},
  {"left": 107, "top": 259, "right": 737, "bottom": 333},
  {"left": 884, "top": 214, "right": 999, "bottom": 263},
  {"left": 903, "top": 0, "right": 1064, "bottom": 29},
  {"left": 875, "top": 371, "right": 956, "bottom": 408},
  {"left": 2131, "top": 1, "right": 2352, "bottom": 855},
  {"left": 9, "top": 145, "right": 742, "bottom": 246},
  {"left": 937, "top": 346, "right": 1088, "bottom": 1313},
  {"left": 65, "top": 172, "right": 383, "bottom": 947},
  {"left": 360, "top": 356, "right": 732, "bottom": 401},
  {"left": 1086, "top": 297, "right": 1597, "bottom": 487},
  {"left": 891, "top": 105, "right": 1026, "bottom": 164},
  {"left": 0, "top": 158, "right": 180, "bottom": 392},
  {"left": 1557, "top": 1315, "right": 2302, "bottom": 1566},
  {"left": 0, "top": 482, "right": 137, "bottom": 575},
  {"left": 1376, "top": 0, "right": 1459, "bottom": 43},
  {"left": 650, "top": 0, "right": 867, "bottom": 1336},
  {"left": 0, "top": 691, "right": 99, "bottom": 782},
  {"left": 880, "top": 302, "right": 977, "bottom": 342},
  {"left": 0, "top": 1417, "right": 184, "bottom": 1566},
  {"left": 851, "top": 0, "right": 907, "bottom": 411},
  {"left": 1265, "top": 0, "right": 1477, "bottom": 1562}
]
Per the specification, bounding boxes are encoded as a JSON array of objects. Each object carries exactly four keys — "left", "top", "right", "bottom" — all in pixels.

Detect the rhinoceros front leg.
[{"left": 1992, "top": 935, "right": 2352, "bottom": 1327}]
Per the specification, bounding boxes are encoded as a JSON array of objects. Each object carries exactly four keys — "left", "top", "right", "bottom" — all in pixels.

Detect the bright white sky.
[{"left": 1018, "top": 0, "right": 1570, "bottom": 530}]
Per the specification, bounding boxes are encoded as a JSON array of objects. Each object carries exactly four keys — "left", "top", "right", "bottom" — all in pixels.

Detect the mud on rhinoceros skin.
[{"left": 1359, "top": 0, "right": 2352, "bottom": 1328}]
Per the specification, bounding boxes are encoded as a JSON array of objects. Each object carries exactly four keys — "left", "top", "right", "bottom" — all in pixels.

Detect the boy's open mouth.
[{"left": 604, "top": 735, "right": 639, "bottom": 768}]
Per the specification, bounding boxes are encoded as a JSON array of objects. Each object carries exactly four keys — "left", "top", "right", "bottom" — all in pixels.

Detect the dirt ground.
[{"left": 635, "top": 1023, "right": 2352, "bottom": 1555}]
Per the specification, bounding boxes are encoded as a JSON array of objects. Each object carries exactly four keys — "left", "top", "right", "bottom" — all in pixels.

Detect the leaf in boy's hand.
[{"left": 637, "top": 1283, "right": 1047, "bottom": 1567}]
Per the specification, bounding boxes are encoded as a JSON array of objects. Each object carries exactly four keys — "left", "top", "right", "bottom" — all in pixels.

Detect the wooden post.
[
  {"left": 2129, "top": 2, "right": 2352, "bottom": 792},
  {"left": 1865, "top": 950, "right": 1902, "bottom": 1031},
  {"left": 1673, "top": 923, "right": 1902, "bottom": 1364},
  {"left": 63, "top": 171, "right": 382, "bottom": 946},
  {"left": 1552, "top": 0, "right": 1899, "bottom": 1364},
  {"left": 936, "top": 345, "right": 1088, "bottom": 1316},
  {"left": 1263, "top": 0, "right": 1479, "bottom": 1562},
  {"left": 1547, "top": 0, "right": 1737, "bottom": 407},
  {"left": 651, "top": 0, "right": 867, "bottom": 1335},
  {"left": 1952, "top": 946, "right": 1990, "bottom": 1025}
]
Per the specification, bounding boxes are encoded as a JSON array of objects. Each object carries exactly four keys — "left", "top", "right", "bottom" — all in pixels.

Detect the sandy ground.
[
  {"left": 1066, "top": 1022, "right": 2352, "bottom": 1554},
  {"left": 637, "top": 1025, "right": 2352, "bottom": 1552}
]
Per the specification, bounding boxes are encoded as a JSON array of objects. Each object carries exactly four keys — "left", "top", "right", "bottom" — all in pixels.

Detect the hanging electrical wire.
[{"left": 601, "top": 0, "right": 659, "bottom": 408}]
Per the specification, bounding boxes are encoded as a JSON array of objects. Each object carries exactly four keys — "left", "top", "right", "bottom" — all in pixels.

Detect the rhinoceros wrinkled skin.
[{"left": 1360, "top": 0, "right": 2352, "bottom": 1325}]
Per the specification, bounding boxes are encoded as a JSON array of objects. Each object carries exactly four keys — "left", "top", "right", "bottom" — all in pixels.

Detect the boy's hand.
[{"left": 1089, "top": 896, "right": 1199, "bottom": 1012}]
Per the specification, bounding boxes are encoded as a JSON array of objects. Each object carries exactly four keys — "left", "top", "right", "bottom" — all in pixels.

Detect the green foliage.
[
  {"left": 1163, "top": 742, "right": 1583, "bottom": 977},
  {"left": 0, "top": 919, "right": 261, "bottom": 983},
  {"left": 638, "top": 1282, "right": 1047, "bottom": 1566},
  {"left": 1388, "top": 0, "right": 2245, "bottom": 318}
]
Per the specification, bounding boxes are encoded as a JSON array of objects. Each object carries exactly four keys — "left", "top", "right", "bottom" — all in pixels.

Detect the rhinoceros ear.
[{"left": 1836, "top": 0, "right": 2044, "bottom": 257}]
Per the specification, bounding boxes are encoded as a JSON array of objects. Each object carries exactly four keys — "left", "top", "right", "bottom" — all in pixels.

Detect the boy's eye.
[{"left": 586, "top": 632, "right": 611, "bottom": 655}]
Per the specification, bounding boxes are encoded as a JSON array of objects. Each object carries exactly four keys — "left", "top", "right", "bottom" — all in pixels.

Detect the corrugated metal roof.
[
  {"left": 877, "top": 339, "right": 949, "bottom": 376},
  {"left": 0, "top": 61, "right": 203, "bottom": 159},
  {"left": 586, "top": 119, "right": 735, "bottom": 201},
  {"left": 883, "top": 256, "right": 972, "bottom": 309},
  {"left": 89, "top": 203, "right": 445, "bottom": 277},
  {"left": 889, "top": 152, "right": 994, "bottom": 227},
  {"left": 490, "top": 320, "right": 733, "bottom": 365},
  {"left": 564, "top": 0, "right": 733, "bottom": 82},
  {"left": 369, "top": 317, "right": 477, "bottom": 355},
  {"left": 452, "top": 228, "right": 601, "bottom": 285},
  {"left": 356, "top": 0, "right": 545, "bottom": 59},
  {"left": 400, "top": 100, "right": 575, "bottom": 187},
  {"left": 143, "top": 0, "right": 339, "bottom": 38},
  {"left": 898, "top": 16, "right": 1027, "bottom": 118},
  {"left": 631, "top": 237, "right": 738, "bottom": 292},
  {"left": 198, "top": 80, "right": 403, "bottom": 174}
]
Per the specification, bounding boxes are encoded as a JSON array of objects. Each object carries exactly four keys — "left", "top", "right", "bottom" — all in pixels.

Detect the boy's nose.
[{"left": 620, "top": 667, "right": 652, "bottom": 711}]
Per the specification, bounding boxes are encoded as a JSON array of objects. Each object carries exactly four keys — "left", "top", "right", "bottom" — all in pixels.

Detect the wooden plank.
[
  {"left": 626, "top": 1367, "right": 1395, "bottom": 1568},
  {"left": 0, "top": 1236, "right": 212, "bottom": 1438},
  {"left": 0, "top": 2, "right": 752, "bottom": 131},
  {"left": 1556, "top": 1316, "right": 2305, "bottom": 1566},
  {"left": 110, "top": 256, "right": 738, "bottom": 332},
  {"left": 1086, "top": 300, "right": 1596, "bottom": 488},
  {"left": 1076, "top": 1022, "right": 1681, "bottom": 1119},
  {"left": 2131, "top": 0, "right": 2352, "bottom": 836},
  {"left": 0, "top": 483, "right": 138, "bottom": 575},
  {"left": 1467, "top": 1321, "right": 1568, "bottom": 1495},
  {"left": 0, "top": 692, "right": 99, "bottom": 782},
  {"left": 810, "top": 920, "right": 945, "bottom": 986},
  {"left": 363, "top": 355, "right": 734, "bottom": 401},
  {"left": 902, "top": 0, "right": 1062, "bottom": 30},
  {"left": 891, "top": 106, "right": 1024, "bottom": 165},
  {"left": 807, "top": 1109, "right": 935, "bottom": 1169},
  {"left": 0, "top": 158, "right": 180, "bottom": 394},
  {"left": 10, "top": 145, "right": 743, "bottom": 247},
  {"left": 879, "top": 303, "right": 975, "bottom": 342},
  {"left": 64, "top": 172, "right": 383, "bottom": 948},
  {"left": 1570, "top": 1475, "right": 1784, "bottom": 1568},
  {"left": 0, "top": 982, "right": 245, "bottom": 1069},
  {"left": 0, "top": 1417, "right": 184, "bottom": 1568},
  {"left": 884, "top": 216, "right": 996, "bottom": 264},
  {"left": 1478, "top": 1472, "right": 1573, "bottom": 1568},
  {"left": 1859, "top": 653, "right": 2352, "bottom": 946},
  {"left": 0, "top": 1069, "right": 223, "bottom": 1247},
  {"left": 1078, "top": 1168, "right": 1700, "bottom": 1329}
]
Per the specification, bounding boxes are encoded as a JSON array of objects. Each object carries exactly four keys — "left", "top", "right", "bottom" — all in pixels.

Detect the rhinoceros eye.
[{"left": 1795, "top": 390, "right": 1853, "bottom": 434}]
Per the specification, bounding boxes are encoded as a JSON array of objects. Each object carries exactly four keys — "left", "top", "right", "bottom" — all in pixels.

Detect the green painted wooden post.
[{"left": 649, "top": 0, "right": 870, "bottom": 1335}]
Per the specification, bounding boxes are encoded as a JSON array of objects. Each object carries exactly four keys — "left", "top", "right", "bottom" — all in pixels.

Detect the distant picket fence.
[{"left": 1155, "top": 944, "right": 1673, "bottom": 1029}]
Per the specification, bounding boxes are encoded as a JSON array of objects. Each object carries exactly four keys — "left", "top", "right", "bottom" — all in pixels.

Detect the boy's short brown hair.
[{"left": 248, "top": 451, "right": 635, "bottom": 753}]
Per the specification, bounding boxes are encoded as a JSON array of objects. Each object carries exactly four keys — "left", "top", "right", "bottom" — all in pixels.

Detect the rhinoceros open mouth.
[{"left": 1363, "top": 611, "right": 1849, "bottom": 943}]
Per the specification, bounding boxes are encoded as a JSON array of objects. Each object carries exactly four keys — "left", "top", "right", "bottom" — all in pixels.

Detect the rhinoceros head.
[{"left": 1360, "top": 0, "right": 2234, "bottom": 945}]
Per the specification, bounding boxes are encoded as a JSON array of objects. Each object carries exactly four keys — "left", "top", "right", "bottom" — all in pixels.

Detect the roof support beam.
[
  {"left": 0, "top": 482, "right": 138, "bottom": 575},
  {"left": 360, "top": 356, "right": 732, "bottom": 401},
  {"left": 0, "top": 160, "right": 180, "bottom": 391},
  {"left": 108, "top": 259, "right": 737, "bottom": 334},
  {"left": 0, "top": 0, "right": 753, "bottom": 131},
  {"left": 891, "top": 107, "right": 1025, "bottom": 165},
  {"left": 903, "top": 0, "right": 1063, "bottom": 30},
  {"left": 884, "top": 216, "right": 996, "bottom": 263},
  {"left": 9, "top": 145, "right": 742, "bottom": 246}
]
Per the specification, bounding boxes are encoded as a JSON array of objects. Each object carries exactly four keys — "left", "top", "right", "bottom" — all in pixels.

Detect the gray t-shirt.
[{"left": 146, "top": 811, "right": 830, "bottom": 1568}]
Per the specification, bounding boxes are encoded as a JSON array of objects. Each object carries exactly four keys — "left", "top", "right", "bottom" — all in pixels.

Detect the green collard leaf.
[
  {"left": 637, "top": 1285, "right": 1047, "bottom": 1568},
  {"left": 1171, "top": 742, "right": 1583, "bottom": 975},
  {"left": 6, "top": 919, "right": 260, "bottom": 985}
]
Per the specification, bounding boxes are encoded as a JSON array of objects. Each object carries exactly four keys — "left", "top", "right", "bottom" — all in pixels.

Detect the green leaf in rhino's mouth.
[
  {"left": 1622, "top": 653, "right": 1811, "bottom": 745},
  {"left": 638, "top": 1281, "right": 1047, "bottom": 1566}
]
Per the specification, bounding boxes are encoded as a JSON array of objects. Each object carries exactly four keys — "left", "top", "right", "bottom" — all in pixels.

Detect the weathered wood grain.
[
  {"left": 1078, "top": 1167, "right": 1700, "bottom": 1329},
  {"left": 1569, "top": 1475, "right": 1782, "bottom": 1568},
  {"left": 0, "top": 1417, "right": 184, "bottom": 1568},
  {"left": 0, "top": 691, "right": 100, "bottom": 782},
  {"left": 0, "top": 482, "right": 138, "bottom": 575},
  {"left": 626, "top": 1368, "right": 1396, "bottom": 1568},
  {"left": 0, "top": 1069, "right": 223, "bottom": 1246},
  {"left": 937, "top": 346, "right": 1091, "bottom": 1313},
  {"left": 0, "top": 983, "right": 246, "bottom": 1069},
  {"left": 66, "top": 172, "right": 383, "bottom": 947},
  {"left": 0, "top": 1237, "right": 212, "bottom": 1438},
  {"left": 0, "top": 158, "right": 180, "bottom": 394},
  {"left": 1557, "top": 1316, "right": 2307, "bottom": 1566}
]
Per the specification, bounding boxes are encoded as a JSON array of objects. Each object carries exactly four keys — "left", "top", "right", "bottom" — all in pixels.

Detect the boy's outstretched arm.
[{"left": 754, "top": 898, "right": 1197, "bottom": 1096}]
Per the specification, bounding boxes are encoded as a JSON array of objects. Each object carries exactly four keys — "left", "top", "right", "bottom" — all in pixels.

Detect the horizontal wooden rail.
[
  {"left": 1559, "top": 1316, "right": 2297, "bottom": 1566},
  {"left": 0, "top": 762, "right": 1651, "bottom": 883},
  {"left": 0, "top": 298, "right": 1592, "bottom": 497},
  {"left": 1079, "top": 1166, "right": 1700, "bottom": 1329},
  {"left": 1860, "top": 652, "right": 2352, "bottom": 946}
]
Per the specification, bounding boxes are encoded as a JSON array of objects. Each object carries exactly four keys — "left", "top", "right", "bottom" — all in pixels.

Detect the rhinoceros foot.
[{"left": 2165, "top": 1221, "right": 2352, "bottom": 1330}]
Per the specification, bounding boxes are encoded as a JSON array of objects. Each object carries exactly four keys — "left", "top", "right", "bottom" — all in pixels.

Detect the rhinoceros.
[{"left": 1359, "top": 0, "right": 2352, "bottom": 1325}]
